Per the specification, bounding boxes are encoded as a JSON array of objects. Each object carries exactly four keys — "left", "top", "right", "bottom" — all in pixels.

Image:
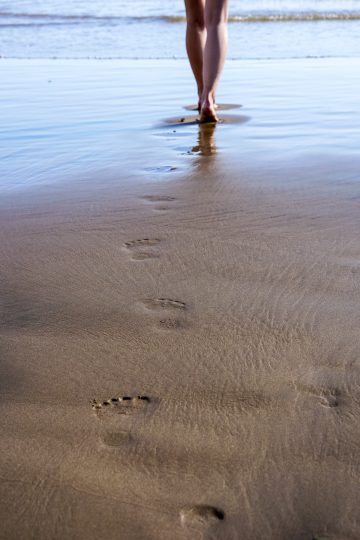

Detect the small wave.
[
  {"left": 0, "top": 11, "right": 360, "bottom": 25},
  {"left": 0, "top": 11, "right": 111, "bottom": 21},
  {"left": 163, "top": 13, "right": 360, "bottom": 23},
  {"left": 1, "top": 54, "right": 357, "bottom": 61},
  {"left": 228, "top": 13, "right": 360, "bottom": 22}
]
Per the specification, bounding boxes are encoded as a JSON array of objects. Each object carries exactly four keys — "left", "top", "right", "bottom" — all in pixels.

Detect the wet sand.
[{"left": 1, "top": 59, "right": 360, "bottom": 540}]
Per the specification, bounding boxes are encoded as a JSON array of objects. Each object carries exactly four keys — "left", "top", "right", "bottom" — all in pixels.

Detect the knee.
[
  {"left": 186, "top": 16, "right": 205, "bottom": 31},
  {"left": 205, "top": 8, "right": 228, "bottom": 28}
]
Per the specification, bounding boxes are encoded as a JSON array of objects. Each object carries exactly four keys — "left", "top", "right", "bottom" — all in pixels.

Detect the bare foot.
[
  {"left": 197, "top": 99, "right": 218, "bottom": 113},
  {"left": 199, "top": 93, "right": 219, "bottom": 123}
]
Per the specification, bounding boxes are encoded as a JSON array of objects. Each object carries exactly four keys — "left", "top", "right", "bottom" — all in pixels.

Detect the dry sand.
[{"left": 0, "top": 59, "right": 360, "bottom": 540}]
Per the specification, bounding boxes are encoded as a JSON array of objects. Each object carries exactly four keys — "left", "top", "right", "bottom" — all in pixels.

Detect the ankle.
[{"left": 201, "top": 91, "right": 215, "bottom": 109}]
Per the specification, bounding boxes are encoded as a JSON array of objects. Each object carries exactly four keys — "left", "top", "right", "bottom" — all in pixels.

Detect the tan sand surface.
[{"left": 1, "top": 59, "right": 360, "bottom": 540}]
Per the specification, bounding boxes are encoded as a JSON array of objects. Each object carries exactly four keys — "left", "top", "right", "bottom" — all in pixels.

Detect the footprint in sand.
[
  {"left": 141, "top": 298, "right": 188, "bottom": 331},
  {"left": 92, "top": 396, "right": 152, "bottom": 447},
  {"left": 129, "top": 251, "right": 160, "bottom": 261},
  {"left": 180, "top": 505, "right": 225, "bottom": 532},
  {"left": 318, "top": 390, "right": 340, "bottom": 409},
  {"left": 158, "top": 318, "right": 185, "bottom": 330},
  {"left": 142, "top": 195, "right": 177, "bottom": 203},
  {"left": 142, "top": 195, "right": 177, "bottom": 213},
  {"left": 295, "top": 384, "right": 342, "bottom": 409},
  {"left": 101, "top": 431, "right": 133, "bottom": 447},
  {"left": 153, "top": 206, "right": 171, "bottom": 212},
  {"left": 123, "top": 238, "right": 161, "bottom": 261},
  {"left": 142, "top": 298, "right": 187, "bottom": 312},
  {"left": 124, "top": 238, "right": 161, "bottom": 249}
]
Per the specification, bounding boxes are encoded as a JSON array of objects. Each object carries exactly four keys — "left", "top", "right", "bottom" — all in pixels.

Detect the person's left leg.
[{"left": 184, "top": 0, "right": 206, "bottom": 108}]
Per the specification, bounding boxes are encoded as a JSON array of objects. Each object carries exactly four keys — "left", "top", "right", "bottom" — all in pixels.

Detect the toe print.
[
  {"left": 124, "top": 238, "right": 161, "bottom": 249},
  {"left": 92, "top": 395, "right": 151, "bottom": 416}
]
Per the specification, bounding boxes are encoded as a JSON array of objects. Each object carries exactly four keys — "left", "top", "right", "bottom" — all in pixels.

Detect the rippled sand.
[{"left": 1, "top": 59, "right": 360, "bottom": 540}]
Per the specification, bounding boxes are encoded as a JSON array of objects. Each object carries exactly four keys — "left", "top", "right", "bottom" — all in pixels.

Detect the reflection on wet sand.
[
  {"left": 192, "top": 123, "right": 217, "bottom": 157},
  {"left": 160, "top": 107, "right": 250, "bottom": 174}
]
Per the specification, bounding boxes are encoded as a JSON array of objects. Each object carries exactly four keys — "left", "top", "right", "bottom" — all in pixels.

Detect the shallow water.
[{"left": 0, "top": 58, "right": 359, "bottom": 192}]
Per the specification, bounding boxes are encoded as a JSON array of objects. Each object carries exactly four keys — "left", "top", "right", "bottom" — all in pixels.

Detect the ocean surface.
[{"left": 0, "top": 0, "right": 359, "bottom": 59}]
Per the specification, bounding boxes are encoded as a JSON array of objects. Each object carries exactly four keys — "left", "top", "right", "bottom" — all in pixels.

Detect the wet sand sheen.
[
  {"left": 162, "top": 113, "right": 250, "bottom": 127},
  {"left": 1, "top": 59, "right": 360, "bottom": 540}
]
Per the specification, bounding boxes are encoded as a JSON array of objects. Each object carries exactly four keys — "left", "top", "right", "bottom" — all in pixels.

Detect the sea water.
[{"left": 0, "top": 0, "right": 359, "bottom": 59}]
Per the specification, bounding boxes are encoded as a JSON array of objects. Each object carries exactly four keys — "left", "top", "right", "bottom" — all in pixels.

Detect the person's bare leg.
[
  {"left": 184, "top": 0, "right": 206, "bottom": 109},
  {"left": 200, "top": 0, "right": 228, "bottom": 122}
]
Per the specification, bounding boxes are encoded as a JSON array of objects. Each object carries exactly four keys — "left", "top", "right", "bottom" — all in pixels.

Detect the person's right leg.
[
  {"left": 184, "top": 0, "right": 206, "bottom": 108},
  {"left": 200, "top": 0, "right": 228, "bottom": 122}
]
